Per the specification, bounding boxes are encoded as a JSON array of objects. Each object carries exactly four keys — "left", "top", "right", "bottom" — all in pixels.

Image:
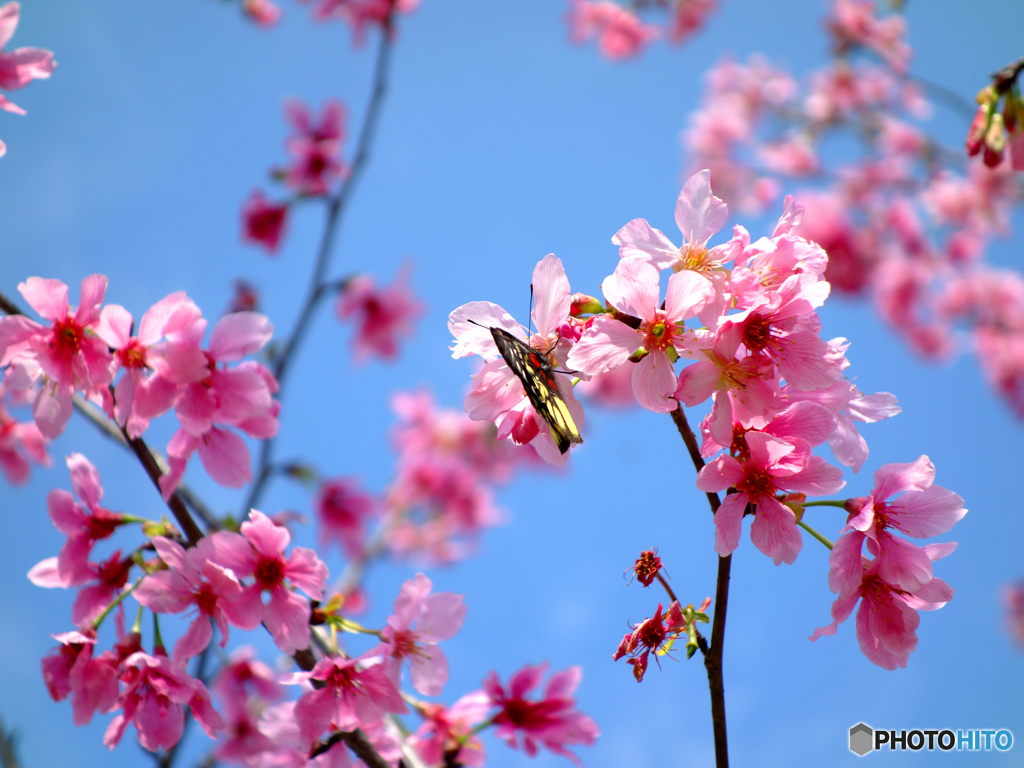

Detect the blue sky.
[{"left": 1, "top": 0, "right": 1023, "bottom": 766}]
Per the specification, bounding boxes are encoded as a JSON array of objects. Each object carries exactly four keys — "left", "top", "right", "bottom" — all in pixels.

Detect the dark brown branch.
[
  {"left": 991, "top": 54, "right": 1024, "bottom": 94},
  {"left": 309, "top": 728, "right": 391, "bottom": 768},
  {"left": 242, "top": 14, "right": 398, "bottom": 517},
  {"left": 669, "top": 405, "right": 730, "bottom": 768}
]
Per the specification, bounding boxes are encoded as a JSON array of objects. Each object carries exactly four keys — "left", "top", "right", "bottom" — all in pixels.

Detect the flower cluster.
[
  {"left": 335, "top": 267, "right": 424, "bottom": 363},
  {"left": 0, "top": 1, "right": 55, "bottom": 157},
  {"left": 565, "top": 0, "right": 718, "bottom": 60},
  {"left": 681, "top": 0, "right": 1024, "bottom": 416}
]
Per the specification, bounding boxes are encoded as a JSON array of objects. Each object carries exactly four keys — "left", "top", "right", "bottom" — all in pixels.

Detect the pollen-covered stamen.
[
  {"left": 636, "top": 615, "right": 667, "bottom": 652},
  {"left": 675, "top": 244, "right": 710, "bottom": 274},
  {"left": 730, "top": 425, "right": 750, "bottom": 460},
  {"left": 741, "top": 314, "right": 775, "bottom": 352},
  {"left": 325, "top": 664, "right": 363, "bottom": 696},
  {"left": 739, "top": 469, "right": 776, "bottom": 501},
  {"left": 50, "top": 318, "right": 84, "bottom": 360},
  {"left": 389, "top": 628, "right": 430, "bottom": 662},
  {"left": 861, "top": 572, "right": 909, "bottom": 609},
  {"left": 253, "top": 556, "right": 285, "bottom": 590},
  {"left": 639, "top": 310, "right": 680, "bottom": 352},
  {"left": 117, "top": 339, "right": 149, "bottom": 369},
  {"left": 632, "top": 549, "right": 662, "bottom": 587}
]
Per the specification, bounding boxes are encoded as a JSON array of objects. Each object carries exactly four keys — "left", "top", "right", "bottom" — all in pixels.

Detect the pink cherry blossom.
[
  {"left": 285, "top": 653, "right": 407, "bottom": 749},
  {"left": 567, "top": 258, "right": 712, "bottom": 412},
  {"left": 0, "top": 386, "right": 48, "bottom": 483},
  {"left": 209, "top": 509, "right": 328, "bottom": 654},
  {"left": 104, "top": 651, "right": 223, "bottom": 751},
  {"left": 335, "top": 268, "right": 424, "bottom": 363},
  {"left": 408, "top": 692, "right": 490, "bottom": 768},
  {"left": 831, "top": 456, "right": 966, "bottom": 594},
  {"left": 134, "top": 536, "right": 263, "bottom": 663},
  {"left": 565, "top": 0, "right": 658, "bottom": 61},
  {"left": 612, "top": 601, "right": 690, "bottom": 682},
  {"left": 666, "top": 0, "right": 718, "bottom": 45},
  {"left": 307, "top": 0, "right": 419, "bottom": 45},
  {"left": 376, "top": 573, "right": 466, "bottom": 697},
  {"left": 696, "top": 431, "right": 845, "bottom": 564},
  {"left": 315, "top": 477, "right": 378, "bottom": 558},
  {"left": 282, "top": 99, "right": 346, "bottom": 195},
  {"left": 241, "top": 189, "right": 289, "bottom": 253},
  {"left": 826, "top": 0, "right": 910, "bottom": 72},
  {"left": 40, "top": 630, "right": 118, "bottom": 726},
  {"left": 243, "top": 0, "right": 281, "bottom": 26},
  {"left": 810, "top": 544, "right": 954, "bottom": 670},
  {"left": 448, "top": 254, "right": 586, "bottom": 464},
  {"left": 0, "top": 276, "right": 113, "bottom": 438},
  {"left": 482, "top": 663, "right": 599, "bottom": 766},
  {"left": 0, "top": 1, "right": 55, "bottom": 155}
]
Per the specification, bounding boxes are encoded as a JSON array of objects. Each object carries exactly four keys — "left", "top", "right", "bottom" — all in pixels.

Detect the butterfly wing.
[{"left": 489, "top": 327, "right": 583, "bottom": 454}]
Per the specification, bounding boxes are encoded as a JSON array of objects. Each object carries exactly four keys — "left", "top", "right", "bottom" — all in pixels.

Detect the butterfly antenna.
[{"left": 527, "top": 283, "right": 535, "bottom": 338}]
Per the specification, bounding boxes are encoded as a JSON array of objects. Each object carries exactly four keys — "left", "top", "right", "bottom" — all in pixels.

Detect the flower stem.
[
  {"left": 797, "top": 520, "right": 834, "bottom": 550},
  {"left": 656, "top": 572, "right": 678, "bottom": 604},
  {"left": 802, "top": 500, "right": 848, "bottom": 508},
  {"left": 92, "top": 576, "right": 145, "bottom": 631}
]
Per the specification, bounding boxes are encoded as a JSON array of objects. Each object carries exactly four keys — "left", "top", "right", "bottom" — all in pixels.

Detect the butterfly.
[{"left": 487, "top": 326, "right": 583, "bottom": 454}]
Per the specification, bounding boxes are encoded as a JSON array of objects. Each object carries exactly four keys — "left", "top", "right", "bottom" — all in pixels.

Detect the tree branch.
[{"left": 309, "top": 728, "right": 391, "bottom": 768}]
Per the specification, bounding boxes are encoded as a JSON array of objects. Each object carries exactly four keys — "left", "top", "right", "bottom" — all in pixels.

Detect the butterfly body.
[{"left": 488, "top": 326, "right": 583, "bottom": 454}]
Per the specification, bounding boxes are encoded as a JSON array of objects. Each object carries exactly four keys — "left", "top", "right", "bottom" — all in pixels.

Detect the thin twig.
[
  {"left": 669, "top": 406, "right": 730, "bottom": 768},
  {"left": 309, "top": 728, "right": 391, "bottom": 768},
  {"left": 242, "top": 14, "right": 398, "bottom": 517}
]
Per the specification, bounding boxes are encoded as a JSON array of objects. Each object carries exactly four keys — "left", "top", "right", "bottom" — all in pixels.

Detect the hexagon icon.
[{"left": 849, "top": 723, "right": 874, "bottom": 756}]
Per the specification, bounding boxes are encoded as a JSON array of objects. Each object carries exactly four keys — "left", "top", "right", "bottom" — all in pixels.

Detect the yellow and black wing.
[{"left": 489, "top": 327, "right": 583, "bottom": 454}]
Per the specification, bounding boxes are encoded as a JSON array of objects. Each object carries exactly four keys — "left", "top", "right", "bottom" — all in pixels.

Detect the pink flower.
[
  {"left": 104, "top": 651, "right": 223, "bottom": 751},
  {"left": 285, "top": 653, "right": 407, "bottom": 749},
  {"left": 0, "top": 386, "right": 48, "bottom": 483},
  {"left": 482, "top": 663, "right": 599, "bottom": 766},
  {"left": 282, "top": 99, "right": 346, "bottom": 196},
  {"left": 243, "top": 0, "right": 281, "bottom": 26},
  {"left": 308, "top": 0, "right": 419, "bottom": 45},
  {"left": 376, "top": 573, "right": 466, "bottom": 697},
  {"left": 0, "top": 276, "right": 113, "bottom": 438},
  {"left": 95, "top": 292, "right": 202, "bottom": 438},
  {"left": 666, "top": 0, "right": 718, "bottom": 45},
  {"left": 831, "top": 456, "right": 966, "bottom": 594},
  {"left": 826, "top": 0, "right": 910, "bottom": 72},
  {"left": 35, "top": 453, "right": 126, "bottom": 586},
  {"left": 696, "top": 431, "right": 845, "bottom": 564},
  {"left": 335, "top": 268, "right": 424, "bottom": 362},
  {"left": 810, "top": 545, "right": 955, "bottom": 669},
  {"left": 209, "top": 509, "right": 328, "bottom": 654},
  {"left": 40, "top": 630, "right": 118, "bottom": 726},
  {"left": 408, "top": 692, "right": 490, "bottom": 768},
  {"left": 0, "top": 1, "right": 55, "bottom": 155},
  {"left": 315, "top": 477, "right": 378, "bottom": 558},
  {"left": 567, "top": 258, "right": 712, "bottom": 413},
  {"left": 448, "top": 254, "right": 586, "bottom": 465},
  {"left": 241, "top": 190, "right": 289, "bottom": 253},
  {"left": 566, "top": 0, "right": 658, "bottom": 61},
  {"left": 612, "top": 601, "right": 689, "bottom": 682},
  {"left": 134, "top": 536, "right": 262, "bottom": 663}
]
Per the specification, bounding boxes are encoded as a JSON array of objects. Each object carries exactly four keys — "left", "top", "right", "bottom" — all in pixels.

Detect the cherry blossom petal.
[
  {"left": 892, "top": 485, "right": 967, "bottom": 538},
  {"left": 197, "top": 428, "right": 252, "bottom": 488},
  {"left": 713, "top": 493, "right": 747, "bottom": 557},
  {"left": 264, "top": 587, "right": 311, "bottom": 654},
  {"left": 631, "top": 350, "right": 678, "bottom": 413},
  {"left": 612, "top": 218, "right": 679, "bottom": 268},
  {"left": 18, "top": 277, "right": 68, "bottom": 322},
  {"left": 664, "top": 269, "right": 712, "bottom": 324},
  {"left": 530, "top": 254, "right": 571, "bottom": 337},
  {"left": 602, "top": 258, "right": 659, "bottom": 321},
  {"left": 674, "top": 360, "right": 720, "bottom": 406},
  {"left": 566, "top": 316, "right": 638, "bottom": 376},
  {"left": 409, "top": 643, "right": 449, "bottom": 697},
  {"left": 675, "top": 169, "right": 728, "bottom": 246},
  {"left": 208, "top": 313, "right": 273, "bottom": 361},
  {"left": 749, "top": 494, "right": 802, "bottom": 565},
  {"left": 285, "top": 547, "right": 328, "bottom": 600},
  {"left": 173, "top": 616, "right": 213, "bottom": 663},
  {"left": 448, "top": 302, "right": 522, "bottom": 359},
  {"left": 873, "top": 455, "right": 934, "bottom": 502}
]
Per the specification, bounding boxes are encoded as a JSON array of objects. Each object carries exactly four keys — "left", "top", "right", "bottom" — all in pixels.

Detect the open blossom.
[
  {"left": 482, "top": 663, "right": 599, "bottom": 765},
  {"left": 0, "top": 1, "right": 56, "bottom": 156},
  {"left": 408, "top": 692, "right": 490, "bottom": 767},
  {"left": 307, "top": 0, "right": 419, "bottom": 45},
  {"left": 40, "top": 630, "right": 118, "bottom": 726},
  {"left": 810, "top": 544, "right": 954, "bottom": 669},
  {"left": 134, "top": 536, "right": 262, "bottom": 663},
  {"left": 567, "top": 258, "right": 712, "bottom": 413},
  {"left": 285, "top": 653, "right": 407, "bottom": 749},
  {"left": 0, "top": 276, "right": 113, "bottom": 438},
  {"left": 612, "top": 601, "right": 688, "bottom": 682},
  {"left": 565, "top": 0, "right": 658, "bottom": 60},
  {"left": 336, "top": 268, "right": 424, "bottom": 363},
  {"left": 282, "top": 99, "right": 346, "bottom": 195},
  {"left": 448, "top": 254, "right": 586, "bottom": 465},
  {"left": 696, "top": 430, "right": 845, "bottom": 565},
  {"left": 210, "top": 509, "right": 328, "bottom": 654},
  {"left": 375, "top": 573, "right": 466, "bottom": 697},
  {"left": 104, "top": 651, "right": 223, "bottom": 752},
  {"left": 241, "top": 189, "right": 289, "bottom": 253},
  {"left": 315, "top": 477, "right": 378, "bottom": 558},
  {"left": 829, "top": 456, "right": 967, "bottom": 594}
]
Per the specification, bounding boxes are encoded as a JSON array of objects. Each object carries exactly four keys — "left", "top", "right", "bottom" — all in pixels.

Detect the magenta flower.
[
  {"left": 241, "top": 189, "right": 289, "bottom": 253},
  {"left": 0, "top": 1, "right": 55, "bottom": 156},
  {"left": 408, "top": 692, "right": 490, "bottom": 768},
  {"left": 209, "top": 509, "right": 328, "bottom": 654},
  {"left": 567, "top": 258, "right": 712, "bottom": 413},
  {"left": 810, "top": 545, "right": 954, "bottom": 670},
  {"left": 612, "top": 601, "right": 689, "bottom": 682},
  {"left": 315, "top": 477, "right": 378, "bottom": 558},
  {"left": 282, "top": 99, "right": 346, "bottom": 196},
  {"left": 104, "top": 651, "right": 223, "bottom": 752},
  {"left": 308, "top": 0, "right": 419, "bottom": 45},
  {"left": 0, "top": 386, "right": 48, "bottom": 483},
  {"left": 285, "top": 653, "right": 407, "bottom": 749},
  {"left": 134, "top": 536, "right": 262, "bottom": 663},
  {"left": 376, "top": 573, "right": 466, "bottom": 697},
  {"left": 40, "top": 630, "right": 118, "bottom": 726},
  {"left": 831, "top": 456, "right": 967, "bottom": 593},
  {"left": 696, "top": 431, "right": 845, "bottom": 565},
  {"left": 336, "top": 268, "right": 424, "bottom": 362},
  {"left": 0, "top": 276, "right": 113, "bottom": 438},
  {"left": 94, "top": 292, "right": 202, "bottom": 438},
  {"left": 482, "top": 663, "right": 599, "bottom": 766}
]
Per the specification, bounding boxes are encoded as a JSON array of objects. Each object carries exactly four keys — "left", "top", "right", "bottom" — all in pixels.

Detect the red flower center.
[
  {"left": 50, "top": 318, "right": 84, "bottom": 360},
  {"left": 739, "top": 469, "right": 775, "bottom": 501},
  {"left": 117, "top": 339, "right": 148, "bottom": 369},
  {"left": 254, "top": 556, "right": 285, "bottom": 590},
  {"left": 194, "top": 582, "right": 219, "bottom": 616}
]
